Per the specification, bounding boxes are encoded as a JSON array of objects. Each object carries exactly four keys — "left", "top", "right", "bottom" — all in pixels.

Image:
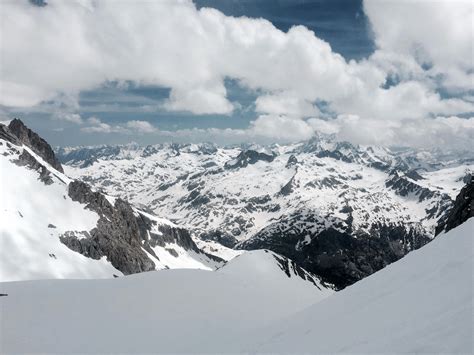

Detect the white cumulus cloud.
[{"left": 0, "top": 0, "right": 472, "bottom": 148}]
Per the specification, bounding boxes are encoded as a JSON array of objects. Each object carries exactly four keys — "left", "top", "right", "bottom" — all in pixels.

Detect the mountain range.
[
  {"left": 0, "top": 119, "right": 472, "bottom": 353},
  {"left": 57, "top": 132, "right": 472, "bottom": 288}
]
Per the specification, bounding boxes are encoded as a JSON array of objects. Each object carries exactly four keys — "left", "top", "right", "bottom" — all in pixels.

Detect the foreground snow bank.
[
  {"left": 252, "top": 218, "right": 474, "bottom": 353},
  {"left": 0, "top": 250, "right": 332, "bottom": 354},
  {"left": 0, "top": 220, "right": 471, "bottom": 353}
]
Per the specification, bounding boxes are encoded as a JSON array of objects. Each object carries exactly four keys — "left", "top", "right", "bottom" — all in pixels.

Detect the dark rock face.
[
  {"left": 405, "top": 169, "right": 425, "bottom": 181},
  {"left": 271, "top": 252, "right": 330, "bottom": 290},
  {"left": 61, "top": 180, "right": 222, "bottom": 274},
  {"left": 386, "top": 170, "right": 452, "bottom": 221},
  {"left": 435, "top": 177, "right": 474, "bottom": 235},
  {"left": 62, "top": 181, "right": 155, "bottom": 274},
  {"left": 225, "top": 150, "right": 275, "bottom": 169},
  {"left": 0, "top": 124, "right": 20, "bottom": 145},
  {"left": 14, "top": 150, "right": 55, "bottom": 185},
  {"left": 278, "top": 174, "right": 297, "bottom": 196},
  {"left": 239, "top": 214, "right": 430, "bottom": 290},
  {"left": 386, "top": 171, "right": 435, "bottom": 201},
  {"left": 8, "top": 119, "right": 64, "bottom": 173},
  {"left": 285, "top": 154, "right": 298, "bottom": 168},
  {"left": 200, "top": 230, "right": 238, "bottom": 248}
]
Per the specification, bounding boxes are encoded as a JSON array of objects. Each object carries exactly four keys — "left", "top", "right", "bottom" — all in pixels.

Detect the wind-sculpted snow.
[
  {"left": 61, "top": 138, "right": 473, "bottom": 287},
  {"left": 0, "top": 219, "right": 471, "bottom": 353}
]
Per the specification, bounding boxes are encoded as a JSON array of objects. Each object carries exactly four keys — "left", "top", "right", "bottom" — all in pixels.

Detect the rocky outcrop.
[
  {"left": 15, "top": 150, "right": 54, "bottom": 185},
  {"left": 285, "top": 154, "right": 298, "bottom": 168},
  {"left": 386, "top": 170, "right": 453, "bottom": 220},
  {"left": 0, "top": 124, "right": 20, "bottom": 145},
  {"left": 61, "top": 180, "right": 222, "bottom": 274},
  {"left": 62, "top": 181, "right": 155, "bottom": 274},
  {"left": 200, "top": 230, "right": 238, "bottom": 248},
  {"left": 435, "top": 176, "right": 473, "bottom": 235},
  {"left": 271, "top": 252, "right": 330, "bottom": 290},
  {"left": 386, "top": 171, "right": 437, "bottom": 201},
  {"left": 225, "top": 150, "right": 276, "bottom": 169},
  {"left": 239, "top": 214, "right": 430, "bottom": 290},
  {"left": 8, "top": 119, "right": 64, "bottom": 173},
  {"left": 278, "top": 174, "right": 297, "bottom": 196}
]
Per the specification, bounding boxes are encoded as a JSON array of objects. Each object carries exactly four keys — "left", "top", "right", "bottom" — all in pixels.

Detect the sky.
[{"left": 0, "top": 0, "right": 473, "bottom": 148}]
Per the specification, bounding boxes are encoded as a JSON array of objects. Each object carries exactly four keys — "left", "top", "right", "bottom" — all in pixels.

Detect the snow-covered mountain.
[
  {"left": 59, "top": 138, "right": 473, "bottom": 288},
  {"left": 1, "top": 216, "right": 471, "bottom": 353},
  {"left": 1, "top": 119, "right": 472, "bottom": 353},
  {"left": 0, "top": 120, "right": 226, "bottom": 281}
]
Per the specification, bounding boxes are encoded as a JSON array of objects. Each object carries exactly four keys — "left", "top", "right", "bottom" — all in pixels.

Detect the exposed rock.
[
  {"left": 278, "top": 174, "right": 296, "bottom": 196},
  {"left": 15, "top": 150, "right": 54, "bottom": 185},
  {"left": 8, "top": 119, "right": 64, "bottom": 173},
  {"left": 200, "top": 229, "right": 238, "bottom": 248},
  {"left": 0, "top": 124, "right": 20, "bottom": 145},
  {"left": 239, "top": 213, "right": 430, "bottom": 290},
  {"left": 285, "top": 154, "right": 298, "bottom": 168},
  {"left": 61, "top": 182, "right": 156, "bottom": 274},
  {"left": 225, "top": 150, "right": 276, "bottom": 169},
  {"left": 435, "top": 177, "right": 473, "bottom": 235},
  {"left": 405, "top": 169, "right": 425, "bottom": 181},
  {"left": 271, "top": 252, "right": 330, "bottom": 290},
  {"left": 61, "top": 180, "right": 222, "bottom": 274},
  {"left": 386, "top": 171, "right": 452, "bottom": 209}
]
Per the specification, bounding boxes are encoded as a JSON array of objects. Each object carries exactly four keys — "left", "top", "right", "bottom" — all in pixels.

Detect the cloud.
[
  {"left": 255, "top": 93, "right": 320, "bottom": 117},
  {"left": 125, "top": 120, "right": 157, "bottom": 134},
  {"left": 81, "top": 117, "right": 119, "bottom": 134},
  {"left": 250, "top": 114, "right": 315, "bottom": 141},
  {"left": 308, "top": 114, "right": 474, "bottom": 150},
  {"left": 81, "top": 117, "right": 157, "bottom": 134},
  {"left": 364, "top": 0, "right": 473, "bottom": 92},
  {"left": 53, "top": 113, "right": 83, "bottom": 124},
  {"left": 0, "top": 0, "right": 472, "bottom": 149}
]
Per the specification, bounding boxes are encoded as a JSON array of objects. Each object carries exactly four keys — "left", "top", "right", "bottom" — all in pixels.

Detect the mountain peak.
[{"left": 7, "top": 118, "right": 64, "bottom": 173}]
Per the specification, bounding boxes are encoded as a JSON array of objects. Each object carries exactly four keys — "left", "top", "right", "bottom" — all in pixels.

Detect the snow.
[
  {"left": 419, "top": 164, "right": 473, "bottom": 199},
  {"left": 0, "top": 250, "right": 332, "bottom": 354},
  {"left": 194, "top": 238, "right": 244, "bottom": 261},
  {"left": 0, "top": 139, "right": 221, "bottom": 281},
  {"left": 0, "top": 142, "right": 121, "bottom": 281},
  {"left": 147, "top": 243, "right": 219, "bottom": 271},
  {"left": 1, "top": 219, "right": 471, "bottom": 353},
  {"left": 64, "top": 141, "right": 472, "bottom": 243},
  {"left": 251, "top": 218, "right": 474, "bottom": 353}
]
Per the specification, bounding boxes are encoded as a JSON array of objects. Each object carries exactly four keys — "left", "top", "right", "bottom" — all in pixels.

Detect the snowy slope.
[
  {"left": 0, "top": 250, "right": 333, "bottom": 354},
  {"left": 251, "top": 218, "right": 474, "bottom": 353},
  {"left": 0, "top": 219, "right": 471, "bottom": 353},
  {"left": 0, "top": 137, "right": 121, "bottom": 280},
  {"left": 0, "top": 121, "right": 224, "bottom": 282}
]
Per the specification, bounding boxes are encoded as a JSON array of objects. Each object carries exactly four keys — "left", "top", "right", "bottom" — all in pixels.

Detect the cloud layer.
[{"left": 0, "top": 0, "right": 472, "bottom": 148}]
